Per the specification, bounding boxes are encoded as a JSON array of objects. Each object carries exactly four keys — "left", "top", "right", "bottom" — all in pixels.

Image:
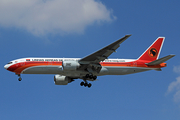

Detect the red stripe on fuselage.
[
  {"left": 7, "top": 60, "right": 166, "bottom": 74},
  {"left": 101, "top": 60, "right": 166, "bottom": 68},
  {"left": 7, "top": 61, "right": 63, "bottom": 74}
]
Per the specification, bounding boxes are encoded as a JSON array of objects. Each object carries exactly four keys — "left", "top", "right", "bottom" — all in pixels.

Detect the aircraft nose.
[{"left": 4, "top": 64, "right": 8, "bottom": 69}]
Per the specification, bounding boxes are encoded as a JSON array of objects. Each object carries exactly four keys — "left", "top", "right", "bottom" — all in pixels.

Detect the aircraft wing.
[
  {"left": 78, "top": 35, "right": 131, "bottom": 74},
  {"left": 79, "top": 35, "right": 131, "bottom": 64}
]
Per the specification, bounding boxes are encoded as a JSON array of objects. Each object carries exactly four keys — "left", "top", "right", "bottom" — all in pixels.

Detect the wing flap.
[{"left": 146, "top": 54, "right": 175, "bottom": 65}]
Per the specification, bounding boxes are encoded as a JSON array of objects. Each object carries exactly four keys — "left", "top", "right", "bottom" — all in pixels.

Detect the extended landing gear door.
[{"left": 90, "top": 63, "right": 102, "bottom": 73}]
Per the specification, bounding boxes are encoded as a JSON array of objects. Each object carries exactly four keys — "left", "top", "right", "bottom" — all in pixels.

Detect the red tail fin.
[{"left": 138, "top": 37, "right": 165, "bottom": 61}]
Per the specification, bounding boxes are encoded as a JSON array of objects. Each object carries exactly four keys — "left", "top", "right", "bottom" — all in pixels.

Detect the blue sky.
[{"left": 0, "top": 0, "right": 180, "bottom": 120}]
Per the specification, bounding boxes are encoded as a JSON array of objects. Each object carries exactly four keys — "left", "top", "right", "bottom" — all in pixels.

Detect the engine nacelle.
[
  {"left": 62, "top": 61, "right": 80, "bottom": 71},
  {"left": 54, "top": 75, "right": 72, "bottom": 85}
]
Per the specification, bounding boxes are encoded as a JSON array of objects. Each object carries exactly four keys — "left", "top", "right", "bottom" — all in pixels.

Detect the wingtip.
[
  {"left": 125, "top": 34, "right": 132, "bottom": 37},
  {"left": 170, "top": 54, "right": 176, "bottom": 57}
]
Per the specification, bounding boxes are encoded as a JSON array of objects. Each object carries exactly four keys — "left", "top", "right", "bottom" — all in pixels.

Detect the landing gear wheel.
[
  {"left": 88, "top": 83, "right": 92, "bottom": 88},
  {"left": 85, "top": 74, "right": 97, "bottom": 80},
  {"left": 84, "top": 82, "right": 88, "bottom": 87},
  {"left": 80, "top": 81, "right": 92, "bottom": 88},
  {"left": 80, "top": 82, "right": 84, "bottom": 86},
  {"left": 86, "top": 74, "right": 89, "bottom": 78},
  {"left": 18, "top": 77, "right": 22, "bottom": 81},
  {"left": 17, "top": 74, "right": 22, "bottom": 81},
  {"left": 93, "top": 76, "right": 97, "bottom": 80},
  {"left": 89, "top": 75, "right": 93, "bottom": 79}
]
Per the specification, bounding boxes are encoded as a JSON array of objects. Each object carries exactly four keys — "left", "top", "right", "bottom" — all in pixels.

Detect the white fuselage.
[{"left": 4, "top": 57, "right": 161, "bottom": 79}]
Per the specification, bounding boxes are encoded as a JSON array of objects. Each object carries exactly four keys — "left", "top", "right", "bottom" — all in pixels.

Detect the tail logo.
[{"left": 149, "top": 48, "right": 158, "bottom": 57}]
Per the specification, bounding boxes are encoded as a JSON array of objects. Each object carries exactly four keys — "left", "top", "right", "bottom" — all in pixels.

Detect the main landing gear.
[
  {"left": 80, "top": 81, "right": 92, "bottom": 88},
  {"left": 80, "top": 74, "right": 97, "bottom": 88},
  {"left": 85, "top": 74, "right": 97, "bottom": 80}
]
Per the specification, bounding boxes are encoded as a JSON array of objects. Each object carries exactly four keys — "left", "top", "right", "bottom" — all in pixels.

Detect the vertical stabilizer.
[{"left": 138, "top": 37, "right": 165, "bottom": 61}]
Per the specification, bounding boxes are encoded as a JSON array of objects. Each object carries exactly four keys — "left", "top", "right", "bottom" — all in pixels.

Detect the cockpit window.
[{"left": 7, "top": 62, "right": 13, "bottom": 64}]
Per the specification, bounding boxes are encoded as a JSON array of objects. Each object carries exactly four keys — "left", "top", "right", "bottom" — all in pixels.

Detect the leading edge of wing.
[{"left": 79, "top": 35, "right": 131, "bottom": 64}]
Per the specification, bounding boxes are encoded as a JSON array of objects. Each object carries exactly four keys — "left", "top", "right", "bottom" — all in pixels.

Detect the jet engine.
[
  {"left": 62, "top": 61, "right": 80, "bottom": 71},
  {"left": 54, "top": 75, "right": 73, "bottom": 85}
]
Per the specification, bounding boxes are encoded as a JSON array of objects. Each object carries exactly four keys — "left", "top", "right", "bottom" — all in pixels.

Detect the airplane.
[{"left": 4, "top": 35, "right": 175, "bottom": 88}]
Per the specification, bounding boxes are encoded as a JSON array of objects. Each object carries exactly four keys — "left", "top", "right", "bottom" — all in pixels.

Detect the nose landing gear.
[{"left": 17, "top": 74, "right": 22, "bottom": 81}]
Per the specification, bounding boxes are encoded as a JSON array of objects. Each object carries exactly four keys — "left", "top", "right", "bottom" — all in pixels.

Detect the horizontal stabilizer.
[
  {"left": 155, "top": 68, "right": 162, "bottom": 71},
  {"left": 146, "top": 54, "right": 175, "bottom": 65}
]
